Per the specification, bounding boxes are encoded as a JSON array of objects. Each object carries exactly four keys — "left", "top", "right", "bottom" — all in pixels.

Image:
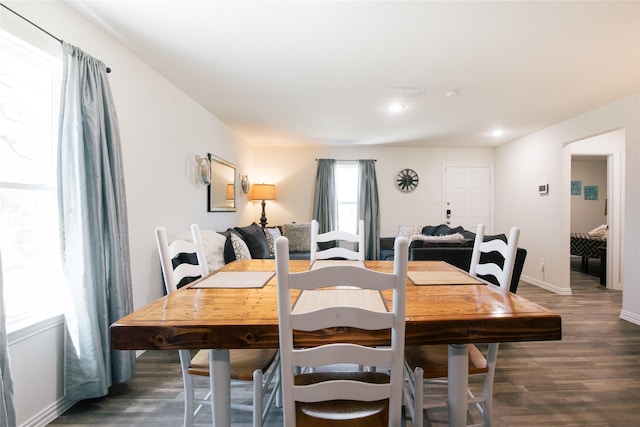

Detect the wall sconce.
[
  {"left": 250, "top": 183, "right": 276, "bottom": 228},
  {"left": 240, "top": 174, "right": 249, "bottom": 194},
  {"left": 195, "top": 155, "right": 210, "bottom": 186}
]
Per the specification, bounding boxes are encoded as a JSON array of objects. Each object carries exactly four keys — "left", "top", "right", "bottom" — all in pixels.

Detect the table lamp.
[{"left": 251, "top": 183, "right": 276, "bottom": 228}]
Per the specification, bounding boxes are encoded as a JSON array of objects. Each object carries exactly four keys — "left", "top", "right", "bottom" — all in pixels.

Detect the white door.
[{"left": 443, "top": 166, "right": 491, "bottom": 232}]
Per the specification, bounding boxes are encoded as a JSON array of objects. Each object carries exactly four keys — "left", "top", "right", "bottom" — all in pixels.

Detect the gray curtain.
[
  {"left": 358, "top": 160, "right": 380, "bottom": 260},
  {"left": 312, "top": 159, "right": 337, "bottom": 233},
  {"left": 58, "top": 42, "right": 135, "bottom": 401},
  {"left": 0, "top": 250, "right": 16, "bottom": 427}
]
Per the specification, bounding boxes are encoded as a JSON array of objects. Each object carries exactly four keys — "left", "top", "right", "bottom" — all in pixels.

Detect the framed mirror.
[{"left": 207, "top": 154, "right": 237, "bottom": 212}]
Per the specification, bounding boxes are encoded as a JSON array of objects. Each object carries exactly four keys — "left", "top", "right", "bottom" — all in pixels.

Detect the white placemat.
[
  {"left": 407, "top": 270, "right": 483, "bottom": 286},
  {"left": 190, "top": 271, "right": 274, "bottom": 288}
]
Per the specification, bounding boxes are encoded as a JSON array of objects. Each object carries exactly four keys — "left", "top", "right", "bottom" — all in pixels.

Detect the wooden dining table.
[{"left": 111, "top": 259, "right": 562, "bottom": 427}]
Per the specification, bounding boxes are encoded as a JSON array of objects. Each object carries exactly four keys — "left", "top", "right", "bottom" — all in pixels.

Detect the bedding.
[
  {"left": 570, "top": 231, "right": 606, "bottom": 275},
  {"left": 570, "top": 233, "right": 606, "bottom": 259}
]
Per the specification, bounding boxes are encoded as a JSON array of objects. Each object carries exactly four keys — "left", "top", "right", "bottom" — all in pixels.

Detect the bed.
[{"left": 570, "top": 232, "right": 606, "bottom": 280}]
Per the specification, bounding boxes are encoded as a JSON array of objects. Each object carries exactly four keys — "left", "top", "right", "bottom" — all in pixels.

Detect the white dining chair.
[
  {"left": 310, "top": 219, "right": 365, "bottom": 261},
  {"left": 155, "top": 224, "right": 280, "bottom": 427},
  {"left": 403, "top": 223, "right": 520, "bottom": 427},
  {"left": 275, "top": 234, "right": 408, "bottom": 426}
]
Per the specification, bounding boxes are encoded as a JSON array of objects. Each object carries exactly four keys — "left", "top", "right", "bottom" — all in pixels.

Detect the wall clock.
[{"left": 396, "top": 168, "right": 419, "bottom": 192}]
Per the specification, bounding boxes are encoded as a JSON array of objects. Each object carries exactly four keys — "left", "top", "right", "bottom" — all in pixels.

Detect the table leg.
[
  {"left": 448, "top": 343, "right": 469, "bottom": 427},
  {"left": 209, "top": 349, "right": 231, "bottom": 427}
]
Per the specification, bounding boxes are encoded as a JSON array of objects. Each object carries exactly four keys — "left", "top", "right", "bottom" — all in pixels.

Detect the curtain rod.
[
  {"left": 315, "top": 159, "right": 377, "bottom": 161},
  {"left": 0, "top": 3, "right": 111, "bottom": 73}
]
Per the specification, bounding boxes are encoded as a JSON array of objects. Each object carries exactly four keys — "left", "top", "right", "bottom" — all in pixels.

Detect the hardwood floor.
[{"left": 49, "top": 260, "right": 640, "bottom": 426}]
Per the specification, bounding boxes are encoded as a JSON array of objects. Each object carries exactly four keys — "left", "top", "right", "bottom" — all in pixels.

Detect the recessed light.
[
  {"left": 386, "top": 103, "right": 405, "bottom": 113},
  {"left": 491, "top": 129, "right": 504, "bottom": 137},
  {"left": 446, "top": 90, "right": 458, "bottom": 98}
]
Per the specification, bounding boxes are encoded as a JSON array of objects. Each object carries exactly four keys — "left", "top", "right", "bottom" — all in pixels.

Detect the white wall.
[
  {"left": 252, "top": 145, "right": 495, "bottom": 237},
  {"left": 569, "top": 131, "right": 624, "bottom": 291},
  {"left": 8, "top": 317, "right": 64, "bottom": 427},
  {"left": 571, "top": 158, "right": 607, "bottom": 233},
  {"left": 4, "top": 1, "right": 257, "bottom": 425},
  {"left": 5, "top": 0, "right": 256, "bottom": 310},
  {"left": 495, "top": 94, "right": 639, "bottom": 323}
]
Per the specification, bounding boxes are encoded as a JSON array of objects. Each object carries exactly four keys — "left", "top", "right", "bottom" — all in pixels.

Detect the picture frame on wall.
[
  {"left": 571, "top": 180, "right": 582, "bottom": 195},
  {"left": 584, "top": 185, "right": 598, "bottom": 201}
]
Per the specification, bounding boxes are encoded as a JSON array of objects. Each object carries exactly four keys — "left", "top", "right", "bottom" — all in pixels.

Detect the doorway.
[
  {"left": 570, "top": 155, "right": 608, "bottom": 282},
  {"left": 565, "top": 129, "right": 623, "bottom": 291}
]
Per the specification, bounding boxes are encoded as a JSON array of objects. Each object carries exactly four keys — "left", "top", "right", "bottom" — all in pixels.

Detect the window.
[
  {"left": 0, "top": 29, "right": 63, "bottom": 328},
  {"left": 335, "top": 162, "right": 359, "bottom": 234}
]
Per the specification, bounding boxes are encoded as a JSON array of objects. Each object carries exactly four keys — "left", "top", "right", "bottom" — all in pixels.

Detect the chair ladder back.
[
  {"left": 289, "top": 264, "right": 395, "bottom": 290},
  {"left": 469, "top": 224, "right": 520, "bottom": 290},
  {"left": 292, "top": 343, "right": 393, "bottom": 368},
  {"left": 275, "top": 235, "right": 408, "bottom": 427},
  {"left": 155, "top": 225, "right": 209, "bottom": 294},
  {"left": 310, "top": 219, "right": 365, "bottom": 261}
]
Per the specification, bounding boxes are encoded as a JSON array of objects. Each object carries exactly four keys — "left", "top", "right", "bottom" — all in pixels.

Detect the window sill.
[{"left": 7, "top": 310, "right": 65, "bottom": 345}]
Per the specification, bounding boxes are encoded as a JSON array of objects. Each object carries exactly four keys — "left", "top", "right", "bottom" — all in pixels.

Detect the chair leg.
[
  {"left": 481, "top": 343, "right": 499, "bottom": 427},
  {"left": 414, "top": 367, "right": 424, "bottom": 427},
  {"left": 253, "top": 369, "right": 263, "bottom": 427},
  {"left": 178, "top": 350, "right": 196, "bottom": 427},
  {"left": 275, "top": 364, "right": 283, "bottom": 408}
]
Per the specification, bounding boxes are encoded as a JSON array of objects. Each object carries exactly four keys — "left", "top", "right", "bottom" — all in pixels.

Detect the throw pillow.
[
  {"left": 396, "top": 225, "right": 422, "bottom": 240},
  {"left": 411, "top": 233, "right": 466, "bottom": 243},
  {"left": 199, "top": 229, "right": 226, "bottom": 271},
  {"left": 282, "top": 223, "right": 311, "bottom": 252},
  {"left": 230, "top": 232, "right": 252, "bottom": 260},
  {"left": 222, "top": 230, "right": 236, "bottom": 263},
  {"left": 264, "top": 227, "right": 282, "bottom": 256},
  {"left": 234, "top": 222, "right": 270, "bottom": 258},
  {"left": 421, "top": 224, "right": 464, "bottom": 236},
  {"left": 588, "top": 224, "right": 608, "bottom": 238}
]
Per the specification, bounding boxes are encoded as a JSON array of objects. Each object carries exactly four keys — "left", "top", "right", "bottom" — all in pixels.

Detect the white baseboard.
[
  {"left": 620, "top": 310, "right": 640, "bottom": 326},
  {"left": 19, "top": 350, "right": 146, "bottom": 427},
  {"left": 520, "top": 275, "right": 572, "bottom": 295},
  {"left": 19, "top": 397, "right": 76, "bottom": 427}
]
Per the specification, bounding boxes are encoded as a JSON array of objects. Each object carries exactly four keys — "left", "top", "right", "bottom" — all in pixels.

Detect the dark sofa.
[
  {"left": 221, "top": 222, "right": 311, "bottom": 263},
  {"left": 379, "top": 224, "right": 527, "bottom": 293}
]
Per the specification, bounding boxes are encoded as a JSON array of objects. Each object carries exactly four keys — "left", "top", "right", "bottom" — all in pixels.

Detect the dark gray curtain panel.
[
  {"left": 359, "top": 160, "right": 380, "bottom": 260},
  {"left": 312, "top": 159, "right": 337, "bottom": 234}
]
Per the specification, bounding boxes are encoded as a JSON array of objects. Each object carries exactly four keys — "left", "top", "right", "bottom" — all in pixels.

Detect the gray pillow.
[
  {"left": 396, "top": 225, "right": 423, "bottom": 239},
  {"left": 282, "top": 223, "right": 311, "bottom": 252}
]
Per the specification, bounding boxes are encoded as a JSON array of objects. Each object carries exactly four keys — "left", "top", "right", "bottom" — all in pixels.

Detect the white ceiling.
[{"left": 67, "top": 1, "right": 640, "bottom": 148}]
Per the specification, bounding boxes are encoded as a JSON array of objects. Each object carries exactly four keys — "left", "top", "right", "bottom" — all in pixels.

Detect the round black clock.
[{"left": 396, "top": 168, "right": 419, "bottom": 192}]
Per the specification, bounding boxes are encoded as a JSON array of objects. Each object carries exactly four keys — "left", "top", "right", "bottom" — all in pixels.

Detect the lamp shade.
[
  {"left": 225, "top": 184, "right": 234, "bottom": 201},
  {"left": 251, "top": 183, "right": 276, "bottom": 201}
]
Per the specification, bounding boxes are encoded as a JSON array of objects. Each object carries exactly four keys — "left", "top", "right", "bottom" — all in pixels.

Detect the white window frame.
[
  {"left": 0, "top": 28, "right": 64, "bottom": 332},
  {"left": 335, "top": 161, "right": 359, "bottom": 234}
]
